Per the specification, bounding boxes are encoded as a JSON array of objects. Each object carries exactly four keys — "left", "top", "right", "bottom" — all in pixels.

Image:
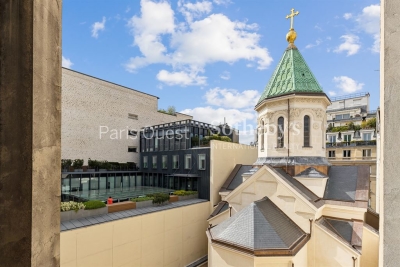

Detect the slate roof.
[
  {"left": 220, "top": 165, "right": 253, "bottom": 192},
  {"left": 208, "top": 201, "right": 229, "bottom": 220},
  {"left": 320, "top": 218, "right": 353, "bottom": 244},
  {"left": 295, "top": 167, "right": 327, "bottom": 179},
  {"left": 324, "top": 166, "right": 358, "bottom": 202},
  {"left": 210, "top": 197, "right": 307, "bottom": 253},
  {"left": 257, "top": 46, "right": 325, "bottom": 103}
]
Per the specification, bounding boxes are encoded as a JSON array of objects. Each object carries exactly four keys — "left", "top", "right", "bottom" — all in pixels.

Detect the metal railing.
[
  {"left": 329, "top": 92, "right": 369, "bottom": 102},
  {"left": 326, "top": 140, "right": 376, "bottom": 147}
]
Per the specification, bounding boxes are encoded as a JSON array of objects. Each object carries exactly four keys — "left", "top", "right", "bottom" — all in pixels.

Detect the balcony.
[{"left": 326, "top": 140, "right": 376, "bottom": 148}]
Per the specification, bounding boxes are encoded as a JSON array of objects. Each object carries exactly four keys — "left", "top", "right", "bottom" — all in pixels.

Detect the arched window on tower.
[
  {"left": 277, "top": 117, "right": 284, "bottom": 148},
  {"left": 260, "top": 120, "right": 265, "bottom": 150},
  {"left": 304, "top": 115, "right": 310, "bottom": 147}
]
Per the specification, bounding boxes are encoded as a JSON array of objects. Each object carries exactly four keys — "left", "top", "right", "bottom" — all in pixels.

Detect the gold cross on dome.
[{"left": 286, "top": 8, "right": 299, "bottom": 29}]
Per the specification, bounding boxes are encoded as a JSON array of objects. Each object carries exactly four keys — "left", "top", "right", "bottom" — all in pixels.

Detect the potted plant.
[
  {"left": 72, "top": 159, "right": 84, "bottom": 172},
  {"left": 152, "top": 193, "right": 170, "bottom": 206},
  {"left": 61, "top": 159, "right": 72, "bottom": 172},
  {"left": 87, "top": 158, "right": 98, "bottom": 172}
]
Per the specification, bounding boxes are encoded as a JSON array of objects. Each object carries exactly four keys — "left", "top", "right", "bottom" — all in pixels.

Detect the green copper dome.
[{"left": 257, "top": 46, "right": 324, "bottom": 103}]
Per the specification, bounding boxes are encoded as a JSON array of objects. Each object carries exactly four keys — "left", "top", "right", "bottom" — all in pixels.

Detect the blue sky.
[{"left": 63, "top": 0, "right": 380, "bottom": 144}]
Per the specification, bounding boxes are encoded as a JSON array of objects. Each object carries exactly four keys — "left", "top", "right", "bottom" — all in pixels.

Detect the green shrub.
[
  {"left": 131, "top": 196, "right": 154, "bottom": 202},
  {"left": 72, "top": 159, "right": 84, "bottom": 168},
  {"left": 152, "top": 193, "right": 170, "bottom": 205},
  {"left": 88, "top": 158, "right": 100, "bottom": 169},
  {"left": 61, "top": 159, "right": 72, "bottom": 169},
  {"left": 173, "top": 190, "right": 198, "bottom": 196},
  {"left": 60, "top": 201, "right": 85, "bottom": 212},
  {"left": 83, "top": 200, "right": 106, "bottom": 210},
  {"left": 367, "top": 118, "right": 376, "bottom": 128}
]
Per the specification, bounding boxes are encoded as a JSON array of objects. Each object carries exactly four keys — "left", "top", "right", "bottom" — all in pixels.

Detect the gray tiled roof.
[
  {"left": 220, "top": 165, "right": 253, "bottom": 192},
  {"left": 208, "top": 201, "right": 229, "bottom": 219},
  {"left": 324, "top": 166, "right": 358, "bottom": 201},
  {"left": 210, "top": 197, "right": 306, "bottom": 250},
  {"left": 60, "top": 198, "right": 207, "bottom": 232},
  {"left": 317, "top": 217, "right": 356, "bottom": 248},
  {"left": 295, "top": 167, "right": 327, "bottom": 178}
]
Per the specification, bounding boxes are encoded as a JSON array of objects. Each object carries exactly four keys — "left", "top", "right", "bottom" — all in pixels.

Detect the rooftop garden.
[{"left": 327, "top": 118, "right": 376, "bottom": 133}]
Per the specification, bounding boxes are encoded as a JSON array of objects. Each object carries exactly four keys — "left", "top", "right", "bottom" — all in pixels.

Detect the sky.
[{"left": 62, "top": 0, "right": 380, "bottom": 144}]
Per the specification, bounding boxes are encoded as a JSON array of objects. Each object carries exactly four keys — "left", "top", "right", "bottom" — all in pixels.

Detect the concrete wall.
[
  {"left": 380, "top": 0, "right": 400, "bottom": 265},
  {"left": 327, "top": 94, "right": 369, "bottom": 112},
  {"left": 61, "top": 68, "right": 192, "bottom": 164},
  {"left": 361, "top": 225, "right": 379, "bottom": 267},
  {"left": 256, "top": 96, "right": 329, "bottom": 158},
  {"left": 209, "top": 140, "right": 258, "bottom": 208},
  {"left": 60, "top": 201, "right": 209, "bottom": 267}
]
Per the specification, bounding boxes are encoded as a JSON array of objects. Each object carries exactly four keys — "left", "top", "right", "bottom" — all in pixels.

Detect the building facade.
[
  {"left": 325, "top": 92, "right": 377, "bottom": 210},
  {"left": 61, "top": 68, "right": 192, "bottom": 165},
  {"left": 140, "top": 119, "right": 239, "bottom": 200}
]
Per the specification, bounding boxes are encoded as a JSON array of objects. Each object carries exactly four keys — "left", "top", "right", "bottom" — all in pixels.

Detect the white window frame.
[
  {"left": 184, "top": 154, "right": 192, "bottom": 169},
  {"left": 152, "top": 155, "right": 157, "bottom": 169},
  {"left": 198, "top": 154, "right": 206, "bottom": 170},
  {"left": 343, "top": 150, "right": 351, "bottom": 158},
  {"left": 143, "top": 156, "right": 148, "bottom": 168},
  {"left": 173, "top": 155, "right": 179, "bottom": 169}
]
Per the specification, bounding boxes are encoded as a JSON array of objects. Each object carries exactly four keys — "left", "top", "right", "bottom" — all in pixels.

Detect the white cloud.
[
  {"left": 126, "top": 6, "right": 131, "bottom": 13},
  {"left": 343, "top": 13, "right": 353, "bottom": 20},
  {"left": 91, "top": 17, "right": 106, "bottom": 38},
  {"left": 356, "top": 4, "right": 380, "bottom": 53},
  {"left": 125, "top": 0, "right": 272, "bottom": 85},
  {"left": 220, "top": 71, "right": 230, "bottom": 80},
  {"left": 314, "top": 24, "right": 323, "bottom": 31},
  {"left": 328, "top": 91, "right": 337, "bottom": 97},
  {"left": 305, "top": 39, "right": 322, "bottom": 49},
  {"left": 180, "top": 106, "right": 257, "bottom": 144},
  {"left": 333, "top": 76, "right": 364, "bottom": 93},
  {"left": 213, "top": 0, "right": 232, "bottom": 5},
  {"left": 334, "top": 34, "right": 361, "bottom": 56},
  {"left": 62, "top": 56, "right": 73, "bottom": 69},
  {"left": 178, "top": 0, "right": 213, "bottom": 23},
  {"left": 205, "top": 87, "right": 260, "bottom": 109},
  {"left": 156, "top": 69, "right": 207, "bottom": 86}
]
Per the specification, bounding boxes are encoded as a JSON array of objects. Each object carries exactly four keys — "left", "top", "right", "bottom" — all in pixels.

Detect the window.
[
  {"left": 152, "top": 155, "right": 157, "bottom": 169},
  {"left": 143, "top": 156, "right": 148, "bottom": 168},
  {"left": 363, "top": 133, "right": 372, "bottom": 141},
  {"left": 173, "top": 155, "right": 179, "bottom": 169},
  {"left": 260, "top": 120, "right": 264, "bottom": 150},
  {"left": 185, "top": 154, "right": 192, "bottom": 169},
  {"left": 198, "top": 154, "right": 206, "bottom": 170},
  {"left": 363, "top": 149, "right": 372, "bottom": 157},
  {"left": 335, "top": 113, "right": 350, "bottom": 120},
  {"left": 328, "top": 150, "right": 336, "bottom": 158},
  {"left": 162, "top": 155, "right": 168, "bottom": 169},
  {"left": 128, "top": 130, "right": 138, "bottom": 136},
  {"left": 328, "top": 135, "right": 336, "bottom": 143},
  {"left": 277, "top": 117, "right": 284, "bottom": 148},
  {"left": 343, "top": 150, "right": 351, "bottom": 158},
  {"left": 128, "top": 113, "right": 138, "bottom": 120},
  {"left": 128, "top": 146, "right": 137, "bottom": 152},
  {"left": 343, "top": 134, "right": 352, "bottom": 142},
  {"left": 304, "top": 115, "right": 310, "bottom": 147}
]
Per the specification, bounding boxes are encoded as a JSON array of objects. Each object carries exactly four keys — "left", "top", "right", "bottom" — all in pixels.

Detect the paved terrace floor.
[
  {"left": 63, "top": 186, "right": 175, "bottom": 201},
  {"left": 61, "top": 198, "right": 208, "bottom": 232}
]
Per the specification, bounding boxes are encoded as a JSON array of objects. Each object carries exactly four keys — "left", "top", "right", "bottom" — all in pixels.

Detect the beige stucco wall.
[
  {"left": 361, "top": 226, "right": 379, "bottom": 267},
  {"left": 61, "top": 68, "right": 192, "bottom": 164},
  {"left": 209, "top": 140, "right": 258, "bottom": 209},
  {"left": 60, "top": 201, "right": 209, "bottom": 267},
  {"left": 294, "top": 177, "right": 327, "bottom": 198},
  {"left": 208, "top": 242, "right": 307, "bottom": 267},
  {"left": 256, "top": 95, "right": 329, "bottom": 158},
  {"left": 312, "top": 224, "right": 360, "bottom": 267}
]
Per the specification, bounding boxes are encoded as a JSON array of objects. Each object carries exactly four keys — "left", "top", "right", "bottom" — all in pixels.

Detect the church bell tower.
[{"left": 254, "top": 9, "right": 331, "bottom": 176}]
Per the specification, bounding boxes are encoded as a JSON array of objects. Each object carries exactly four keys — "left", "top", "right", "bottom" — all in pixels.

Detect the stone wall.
[{"left": 61, "top": 68, "right": 192, "bottom": 164}]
